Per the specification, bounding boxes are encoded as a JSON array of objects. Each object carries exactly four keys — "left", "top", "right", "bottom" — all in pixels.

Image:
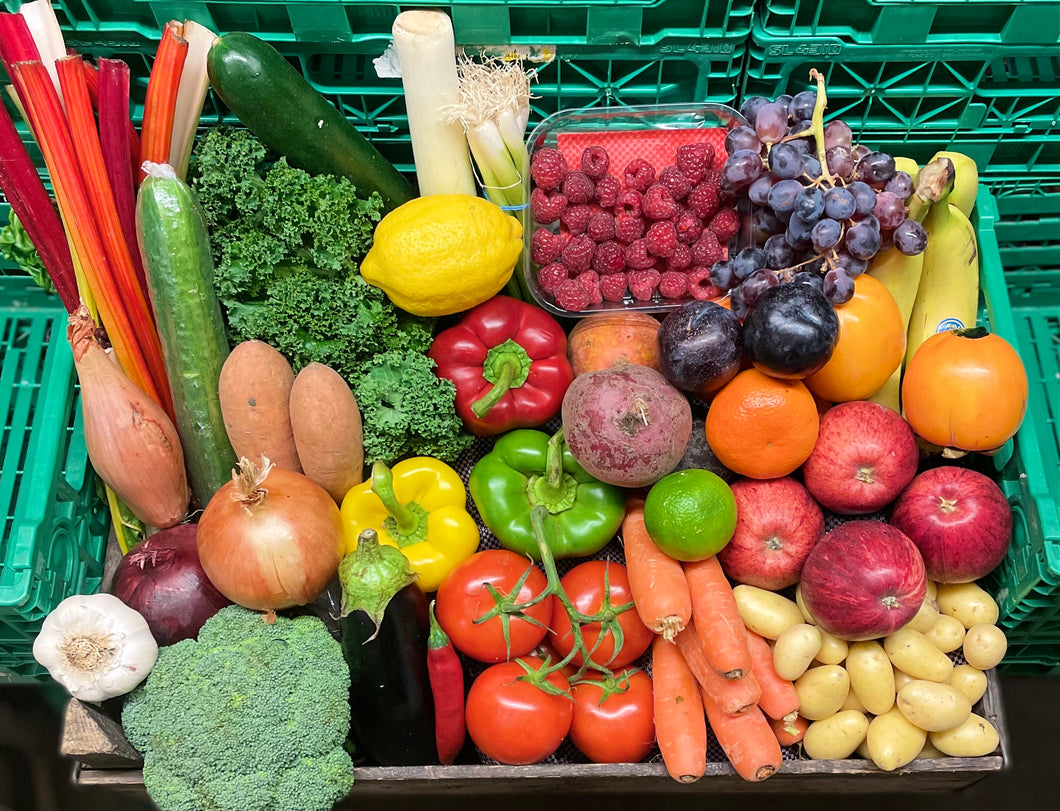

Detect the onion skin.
[
  {"left": 68, "top": 307, "right": 189, "bottom": 528},
  {"left": 111, "top": 524, "right": 231, "bottom": 646},
  {"left": 196, "top": 458, "right": 346, "bottom": 610}
]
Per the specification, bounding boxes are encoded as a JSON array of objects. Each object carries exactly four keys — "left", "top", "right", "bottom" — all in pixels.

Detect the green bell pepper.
[{"left": 468, "top": 428, "right": 626, "bottom": 559}]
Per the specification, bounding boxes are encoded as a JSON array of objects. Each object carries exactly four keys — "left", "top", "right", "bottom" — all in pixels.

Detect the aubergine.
[
  {"left": 657, "top": 300, "right": 743, "bottom": 397},
  {"left": 338, "top": 530, "right": 436, "bottom": 766},
  {"left": 741, "top": 283, "right": 839, "bottom": 378}
]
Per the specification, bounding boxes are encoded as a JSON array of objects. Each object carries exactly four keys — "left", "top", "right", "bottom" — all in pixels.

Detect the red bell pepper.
[{"left": 428, "top": 295, "right": 574, "bottom": 436}]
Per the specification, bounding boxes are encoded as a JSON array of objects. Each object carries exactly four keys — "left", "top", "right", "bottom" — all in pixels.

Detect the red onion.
[{"left": 111, "top": 524, "right": 231, "bottom": 646}]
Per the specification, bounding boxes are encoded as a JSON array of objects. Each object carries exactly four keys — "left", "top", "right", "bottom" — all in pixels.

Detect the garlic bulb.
[{"left": 33, "top": 593, "right": 159, "bottom": 702}]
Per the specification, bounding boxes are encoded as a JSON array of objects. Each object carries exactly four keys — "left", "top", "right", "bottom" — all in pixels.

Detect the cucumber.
[
  {"left": 207, "top": 32, "right": 415, "bottom": 213},
  {"left": 136, "top": 165, "right": 237, "bottom": 507}
]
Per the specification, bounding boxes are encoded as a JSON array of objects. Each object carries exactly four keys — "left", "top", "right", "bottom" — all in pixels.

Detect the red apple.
[
  {"left": 802, "top": 400, "right": 919, "bottom": 515},
  {"left": 716, "top": 477, "right": 824, "bottom": 590},
  {"left": 890, "top": 465, "right": 1013, "bottom": 583},
  {"left": 799, "top": 520, "right": 927, "bottom": 641}
]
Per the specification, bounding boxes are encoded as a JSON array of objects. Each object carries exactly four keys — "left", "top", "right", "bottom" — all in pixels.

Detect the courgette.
[
  {"left": 136, "top": 164, "right": 237, "bottom": 507},
  {"left": 206, "top": 32, "right": 415, "bottom": 213}
]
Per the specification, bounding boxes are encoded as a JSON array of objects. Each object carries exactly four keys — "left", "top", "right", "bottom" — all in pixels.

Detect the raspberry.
[
  {"left": 537, "top": 262, "right": 570, "bottom": 296},
  {"left": 531, "top": 227, "right": 566, "bottom": 265},
  {"left": 586, "top": 210, "right": 616, "bottom": 243},
  {"left": 529, "top": 187, "right": 567, "bottom": 225},
  {"left": 594, "top": 175, "right": 621, "bottom": 208},
  {"left": 560, "top": 203, "right": 592, "bottom": 235},
  {"left": 613, "top": 213, "right": 646, "bottom": 244},
  {"left": 709, "top": 208, "right": 742, "bottom": 243},
  {"left": 675, "top": 142, "right": 716, "bottom": 183},
  {"left": 643, "top": 184, "right": 678, "bottom": 221},
  {"left": 580, "top": 145, "right": 611, "bottom": 180},
  {"left": 591, "top": 240, "right": 626, "bottom": 274},
  {"left": 701, "top": 168, "right": 723, "bottom": 188},
  {"left": 665, "top": 241, "right": 693, "bottom": 271},
  {"left": 560, "top": 234, "right": 595, "bottom": 273},
  {"left": 658, "top": 270, "right": 689, "bottom": 299},
  {"left": 623, "top": 158, "right": 656, "bottom": 193},
  {"left": 687, "top": 183, "right": 721, "bottom": 221},
  {"left": 624, "top": 238, "right": 655, "bottom": 270},
  {"left": 657, "top": 166, "right": 693, "bottom": 201},
  {"left": 614, "top": 189, "right": 643, "bottom": 218},
  {"left": 645, "top": 220, "right": 678, "bottom": 258},
  {"left": 561, "top": 170, "right": 595, "bottom": 205},
  {"left": 674, "top": 209, "right": 704, "bottom": 245},
  {"left": 530, "top": 147, "right": 569, "bottom": 191},
  {"left": 553, "top": 277, "right": 592, "bottom": 312},
  {"left": 599, "top": 272, "right": 629, "bottom": 302},
  {"left": 691, "top": 231, "right": 723, "bottom": 268},
  {"left": 628, "top": 268, "right": 661, "bottom": 301},
  {"left": 688, "top": 266, "right": 723, "bottom": 301},
  {"left": 576, "top": 270, "right": 604, "bottom": 305}
]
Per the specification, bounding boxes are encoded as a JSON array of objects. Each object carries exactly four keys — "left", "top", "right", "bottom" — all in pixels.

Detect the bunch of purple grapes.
[{"left": 710, "top": 90, "right": 928, "bottom": 316}]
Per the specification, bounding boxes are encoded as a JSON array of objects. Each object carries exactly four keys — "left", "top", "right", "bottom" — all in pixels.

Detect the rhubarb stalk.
[{"left": 139, "top": 21, "right": 188, "bottom": 184}]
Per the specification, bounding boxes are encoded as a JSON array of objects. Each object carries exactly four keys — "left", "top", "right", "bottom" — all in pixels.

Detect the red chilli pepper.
[
  {"left": 428, "top": 295, "right": 574, "bottom": 436},
  {"left": 427, "top": 599, "right": 466, "bottom": 765}
]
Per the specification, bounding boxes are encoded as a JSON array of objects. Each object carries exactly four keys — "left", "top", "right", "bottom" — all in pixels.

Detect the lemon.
[
  {"left": 360, "top": 194, "right": 523, "bottom": 317},
  {"left": 643, "top": 469, "right": 737, "bottom": 562}
]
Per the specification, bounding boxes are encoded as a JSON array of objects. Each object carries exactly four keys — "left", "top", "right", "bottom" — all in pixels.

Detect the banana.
[
  {"left": 905, "top": 197, "right": 980, "bottom": 369},
  {"left": 930, "top": 150, "right": 979, "bottom": 218},
  {"left": 866, "top": 244, "right": 926, "bottom": 412}
]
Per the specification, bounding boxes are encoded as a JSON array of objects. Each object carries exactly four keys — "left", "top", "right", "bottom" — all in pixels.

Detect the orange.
[
  {"left": 704, "top": 368, "right": 820, "bottom": 480},
  {"left": 804, "top": 274, "right": 906, "bottom": 403}
]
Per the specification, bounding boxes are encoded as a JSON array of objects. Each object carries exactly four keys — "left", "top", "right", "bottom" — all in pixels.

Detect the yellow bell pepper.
[{"left": 340, "top": 457, "right": 480, "bottom": 592}]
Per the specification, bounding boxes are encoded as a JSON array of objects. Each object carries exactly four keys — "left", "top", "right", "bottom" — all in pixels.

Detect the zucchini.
[
  {"left": 136, "top": 165, "right": 237, "bottom": 507},
  {"left": 207, "top": 32, "right": 415, "bottom": 213}
]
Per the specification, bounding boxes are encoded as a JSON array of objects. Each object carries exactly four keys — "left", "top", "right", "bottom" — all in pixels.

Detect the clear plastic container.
[{"left": 522, "top": 102, "right": 750, "bottom": 319}]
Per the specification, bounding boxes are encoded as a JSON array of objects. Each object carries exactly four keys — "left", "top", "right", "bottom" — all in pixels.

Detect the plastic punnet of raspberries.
[
  {"left": 599, "top": 272, "right": 629, "bottom": 302},
  {"left": 561, "top": 235, "right": 595, "bottom": 273},
  {"left": 561, "top": 171, "right": 595, "bottom": 205},
  {"left": 675, "top": 142, "right": 716, "bottom": 183},
  {"left": 688, "top": 266, "right": 723, "bottom": 301},
  {"left": 708, "top": 208, "right": 741, "bottom": 243},
  {"left": 623, "top": 158, "right": 657, "bottom": 193},
  {"left": 580, "top": 145, "right": 611, "bottom": 180},
  {"left": 624, "top": 239, "right": 655, "bottom": 270},
  {"left": 553, "top": 277, "right": 592, "bottom": 311},
  {"left": 560, "top": 203, "right": 593, "bottom": 235},
  {"left": 691, "top": 231, "right": 723, "bottom": 268},
  {"left": 614, "top": 189, "right": 643, "bottom": 219},
  {"left": 642, "top": 184, "right": 678, "bottom": 221},
  {"left": 628, "top": 268, "right": 661, "bottom": 301},
  {"left": 576, "top": 270, "right": 604, "bottom": 305},
  {"left": 595, "top": 175, "right": 622, "bottom": 208},
  {"left": 687, "top": 183, "right": 721, "bottom": 221},
  {"left": 529, "top": 187, "right": 568, "bottom": 225},
  {"left": 531, "top": 147, "right": 569, "bottom": 191},
  {"left": 674, "top": 209, "right": 704, "bottom": 245},
  {"left": 531, "top": 227, "right": 566, "bottom": 265},
  {"left": 586, "top": 210, "right": 616, "bottom": 243},
  {"left": 591, "top": 240, "right": 627, "bottom": 274},
  {"left": 665, "top": 241, "right": 693, "bottom": 271}
]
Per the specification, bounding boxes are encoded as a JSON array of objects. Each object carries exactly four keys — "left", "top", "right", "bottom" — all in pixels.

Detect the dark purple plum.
[
  {"left": 657, "top": 301, "right": 744, "bottom": 397},
  {"left": 741, "top": 283, "right": 840, "bottom": 379}
]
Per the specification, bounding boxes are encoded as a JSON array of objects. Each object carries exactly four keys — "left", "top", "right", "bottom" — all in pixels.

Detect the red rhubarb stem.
[{"left": 139, "top": 21, "right": 188, "bottom": 183}]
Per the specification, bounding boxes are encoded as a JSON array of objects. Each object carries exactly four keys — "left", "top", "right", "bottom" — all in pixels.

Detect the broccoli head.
[{"left": 121, "top": 606, "right": 354, "bottom": 811}]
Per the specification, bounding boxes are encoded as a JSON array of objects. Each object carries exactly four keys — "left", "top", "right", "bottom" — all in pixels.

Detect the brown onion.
[
  {"left": 69, "top": 306, "right": 189, "bottom": 528},
  {"left": 196, "top": 457, "right": 345, "bottom": 610}
]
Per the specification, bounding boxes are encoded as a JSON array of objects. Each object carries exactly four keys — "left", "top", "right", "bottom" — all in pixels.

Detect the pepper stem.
[
  {"left": 471, "top": 338, "right": 532, "bottom": 419},
  {"left": 370, "top": 461, "right": 418, "bottom": 536},
  {"left": 471, "top": 356, "right": 519, "bottom": 418},
  {"left": 544, "top": 428, "right": 565, "bottom": 488}
]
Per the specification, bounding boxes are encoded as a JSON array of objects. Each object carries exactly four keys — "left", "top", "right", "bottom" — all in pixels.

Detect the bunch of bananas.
[{"left": 867, "top": 151, "right": 981, "bottom": 413}]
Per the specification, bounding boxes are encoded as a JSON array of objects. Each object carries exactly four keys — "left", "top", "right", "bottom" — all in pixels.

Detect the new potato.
[
  {"left": 803, "top": 710, "right": 870, "bottom": 760},
  {"left": 865, "top": 706, "right": 928, "bottom": 771},
  {"left": 795, "top": 664, "right": 850, "bottom": 721},
  {"left": 896, "top": 680, "right": 972, "bottom": 732},
  {"left": 929, "top": 713, "right": 1000, "bottom": 757},
  {"left": 925, "top": 614, "right": 967, "bottom": 653},
  {"left": 947, "top": 664, "right": 989, "bottom": 705},
  {"left": 906, "top": 594, "right": 942, "bottom": 634},
  {"left": 773, "top": 623, "right": 822, "bottom": 680},
  {"left": 962, "top": 623, "right": 1008, "bottom": 670},
  {"left": 884, "top": 628, "right": 954, "bottom": 682},
  {"left": 935, "top": 582, "right": 1000, "bottom": 628},
  {"left": 846, "top": 640, "right": 897, "bottom": 715},
  {"left": 733, "top": 585, "right": 805, "bottom": 640},
  {"left": 816, "top": 631, "right": 850, "bottom": 666}
]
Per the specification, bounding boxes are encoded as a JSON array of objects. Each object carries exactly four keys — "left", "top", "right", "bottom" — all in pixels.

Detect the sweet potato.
[
  {"left": 217, "top": 340, "right": 302, "bottom": 472},
  {"left": 289, "top": 363, "right": 365, "bottom": 503}
]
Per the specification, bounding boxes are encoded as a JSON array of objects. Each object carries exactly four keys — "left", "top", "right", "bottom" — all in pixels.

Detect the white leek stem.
[
  {"left": 18, "top": 0, "right": 66, "bottom": 101},
  {"left": 466, "top": 121, "right": 520, "bottom": 208},
  {"left": 391, "top": 11, "right": 477, "bottom": 197},
  {"left": 495, "top": 106, "right": 529, "bottom": 203}
]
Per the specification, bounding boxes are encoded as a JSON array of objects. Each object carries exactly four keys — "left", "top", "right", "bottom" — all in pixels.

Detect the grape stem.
[{"left": 808, "top": 68, "right": 834, "bottom": 187}]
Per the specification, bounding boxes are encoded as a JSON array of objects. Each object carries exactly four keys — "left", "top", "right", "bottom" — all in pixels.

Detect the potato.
[
  {"left": 865, "top": 707, "right": 927, "bottom": 771},
  {"left": 896, "top": 680, "right": 972, "bottom": 732},
  {"left": 925, "top": 580, "right": 938, "bottom": 601},
  {"left": 935, "top": 582, "right": 1000, "bottom": 628},
  {"left": 929, "top": 713, "right": 1000, "bottom": 757},
  {"left": 815, "top": 631, "right": 849, "bottom": 666},
  {"left": 846, "top": 640, "right": 896, "bottom": 715},
  {"left": 561, "top": 364, "right": 692, "bottom": 488},
  {"left": 795, "top": 581, "right": 814, "bottom": 624},
  {"left": 924, "top": 614, "right": 966, "bottom": 653},
  {"left": 773, "top": 623, "right": 823, "bottom": 680},
  {"left": 884, "top": 628, "right": 954, "bottom": 682},
  {"left": 915, "top": 739, "right": 947, "bottom": 760},
  {"left": 733, "top": 585, "right": 805, "bottom": 640},
  {"left": 962, "top": 623, "right": 1008, "bottom": 670},
  {"left": 839, "top": 687, "right": 867, "bottom": 713},
  {"left": 893, "top": 668, "right": 916, "bottom": 691},
  {"left": 906, "top": 594, "right": 941, "bottom": 634},
  {"left": 947, "top": 664, "right": 988, "bottom": 705},
  {"left": 803, "top": 710, "right": 870, "bottom": 760},
  {"left": 795, "top": 664, "right": 850, "bottom": 721}
]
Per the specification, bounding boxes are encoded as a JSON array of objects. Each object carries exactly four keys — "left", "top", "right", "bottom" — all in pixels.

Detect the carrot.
[
  {"left": 770, "top": 714, "right": 808, "bottom": 746},
  {"left": 684, "top": 556, "right": 753, "bottom": 679},
  {"left": 674, "top": 621, "right": 761, "bottom": 715},
  {"left": 701, "top": 684, "right": 783, "bottom": 782},
  {"left": 651, "top": 635, "right": 707, "bottom": 784},
  {"left": 745, "top": 631, "right": 800, "bottom": 726},
  {"left": 622, "top": 501, "right": 691, "bottom": 641}
]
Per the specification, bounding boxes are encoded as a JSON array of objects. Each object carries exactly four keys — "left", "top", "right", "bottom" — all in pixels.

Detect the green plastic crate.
[
  {"left": 0, "top": 278, "right": 110, "bottom": 683},
  {"left": 973, "top": 190, "right": 1060, "bottom": 675},
  {"left": 755, "top": 0, "right": 1060, "bottom": 49},
  {"left": 744, "top": 28, "right": 1060, "bottom": 137}
]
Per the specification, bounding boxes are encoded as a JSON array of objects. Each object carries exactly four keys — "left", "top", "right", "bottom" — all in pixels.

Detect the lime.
[{"left": 643, "top": 469, "right": 737, "bottom": 561}]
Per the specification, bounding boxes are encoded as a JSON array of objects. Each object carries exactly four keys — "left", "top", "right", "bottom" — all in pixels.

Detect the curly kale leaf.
[{"left": 353, "top": 350, "right": 474, "bottom": 466}]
